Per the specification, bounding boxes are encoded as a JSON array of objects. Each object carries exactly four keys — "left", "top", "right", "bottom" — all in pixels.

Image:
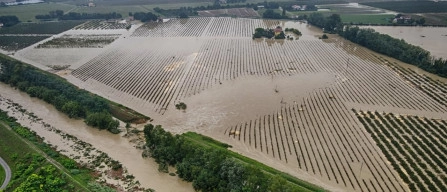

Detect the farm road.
[{"left": 0, "top": 156, "right": 11, "bottom": 190}]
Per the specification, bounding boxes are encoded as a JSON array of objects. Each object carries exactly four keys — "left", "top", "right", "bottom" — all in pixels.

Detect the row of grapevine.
[
  {"left": 226, "top": 88, "right": 407, "bottom": 192},
  {"left": 73, "top": 20, "right": 130, "bottom": 30},
  {"left": 355, "top": 110, "right": 447, "bottom": 192},
  {"left": 36, "top": 34, "right": 120, "bottom": 48}
]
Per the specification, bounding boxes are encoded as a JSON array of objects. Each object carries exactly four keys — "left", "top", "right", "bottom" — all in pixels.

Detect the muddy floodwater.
[
  {"left": 5, "top": 17, "right": 447, "bottom": 192},
  {"left": 365, "top": 26, "right": 447, "bottom": 59}
]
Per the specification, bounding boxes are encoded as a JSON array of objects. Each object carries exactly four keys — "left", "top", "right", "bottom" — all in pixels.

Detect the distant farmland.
[{"left": 362, "top": 1, "right": 447, "bottom": 13}]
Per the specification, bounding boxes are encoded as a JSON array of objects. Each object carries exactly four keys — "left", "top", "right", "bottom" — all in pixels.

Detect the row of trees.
[
  {"left": 252, "top": 27, "right": 284, "bottom": 39},
  {"left": 0, "top": 55, "right": 120, "bottom": 133},
  {"left": 284, "top": 28, "right": 302, "bottom": 36},
  {"left": 307, "top": 12, "right": 342, "bottom": 33},
  {"left": 130, "top": 12, "right": 158, "bottom": 22},
  {"left": 340, "top": 26, "right": 447, "bottom": 77},
  {"left": 151, "top": 1, "right": 287, "bottom": 18},
  {"left": 143, "top": 124, "right": 322, "bottom": 192},
  {"left": 262, "top": 9, "right": 286, "bottom": 19},
  {"left": 0, "top": 15, "right": 20, "bottom": 27},
  {"left": 36, "top": 10, "right": 122, "bottom": 20}
]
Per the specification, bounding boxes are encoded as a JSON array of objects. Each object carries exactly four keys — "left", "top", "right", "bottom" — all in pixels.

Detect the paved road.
[{"left": 0, "top": 156, "right": 11, "bottom": 190}]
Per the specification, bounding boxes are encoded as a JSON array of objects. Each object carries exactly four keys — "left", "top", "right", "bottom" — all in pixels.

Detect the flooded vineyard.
[{"left": 8, "top": 17, "right": 447, "bottom": 191}]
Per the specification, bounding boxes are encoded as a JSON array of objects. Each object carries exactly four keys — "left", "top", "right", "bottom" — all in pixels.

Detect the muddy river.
[{"left": 0, "top": 83, "right": 193, "bottom": 192}]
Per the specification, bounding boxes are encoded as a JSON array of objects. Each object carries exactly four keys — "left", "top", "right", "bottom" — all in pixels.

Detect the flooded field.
[
  {"left": 365, "top": 26, "right": 447, "bottom": 59},
  {"left": 317, "top": 3, "right": 396, "bottom": 14},
  {"left": 7, "top": 17, "right": 447, "bottom": 191}
]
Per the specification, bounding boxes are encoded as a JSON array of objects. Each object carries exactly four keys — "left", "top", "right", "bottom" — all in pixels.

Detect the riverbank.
[{"left": 0, "top": 82, "right": 194, "bottom": 191}]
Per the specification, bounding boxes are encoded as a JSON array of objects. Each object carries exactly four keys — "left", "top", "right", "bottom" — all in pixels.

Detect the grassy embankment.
[
  {"left": 182, "top": 132, "right": 325, "bottom": 192},
  {"left": 0, "top": 111, "right": 93, "bottom": 191}
]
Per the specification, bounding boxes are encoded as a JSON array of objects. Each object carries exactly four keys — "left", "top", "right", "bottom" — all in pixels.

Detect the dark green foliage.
[
  {"left": 284, "top": 28, "right": 302, "bottom": 36},
  {"left": 179, "top": 12, "right": 189, "bottom": 18},
  {"left": 60, "top": 12, "right": 122, "bottom": 20},
  {"left": 308, "top": 13, "right": 342, "bottom": 33},
  {"left": 252, "top": 27, "right": 275, "bottom": 39},
  {"left": 321, "top": 34, "right": 328, "bottom": 39},
  {"left": 0, "top": 15, "right": 20, "bottom": 27},
  {"left": 175, "top": 102, "right": 187, "bottom": 110},
  {"left": 262, "top": 9, "right": 285, "bottom": 19},
  {"left": 362, "top": 1, "right": 447, "bottom": 13},
  {"left": 132, "top": 12, "right": 158, "bottom": 22},
  {"left": 0, "top": 110, "right": 94, "bottom": 191},
  {"left": 341, "top": 26, "right": 447, "bottom": 77},
  {"left": 143, "top": 124, "right": 324, "bottom": 192},
  {"left": 85, "top": 111, "right": 120, "bottom": 133},
  {"left": 0, "top": 55, "right": 120, "bottom": 134},
  {"left": 35, "top": 10, "right": 64, "bottom": 20}
]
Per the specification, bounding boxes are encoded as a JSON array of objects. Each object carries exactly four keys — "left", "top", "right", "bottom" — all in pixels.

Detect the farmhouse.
[
  {"left": 0, "top": 23, "right": 3, "bottom": 28},
  {"left": 274, "top": 26, "right": 282, "bottom": 36}
]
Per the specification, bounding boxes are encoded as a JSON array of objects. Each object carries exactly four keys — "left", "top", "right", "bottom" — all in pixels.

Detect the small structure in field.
[{"left": 274, "top": 26, "right": 283, "bottom": 36}]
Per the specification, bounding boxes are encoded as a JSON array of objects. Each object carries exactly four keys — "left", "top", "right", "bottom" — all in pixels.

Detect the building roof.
[{"left": 274, "top": 26, "right": 282, "bottom": 33}]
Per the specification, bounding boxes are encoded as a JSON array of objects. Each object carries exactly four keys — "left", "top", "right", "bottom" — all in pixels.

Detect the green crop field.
[
  {"left": 0, "top": 21, "right": 84, "bottom": 34},
  {"left": 0, "top": 111, "right": 93, "bottom": 191},
  {"left": 341, "top": 14, "right": 393, "bottom": 24},
  {"left": 0, "top": 36, "right": 50, "bottom": 51},
  {"left": 0, "top": 3, "right": 76, "bottom": 22}
]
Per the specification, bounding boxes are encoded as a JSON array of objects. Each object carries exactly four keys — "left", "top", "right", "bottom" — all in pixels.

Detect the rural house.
[{"left": 274, "top": 26, "right": 283, "bottom": 36}]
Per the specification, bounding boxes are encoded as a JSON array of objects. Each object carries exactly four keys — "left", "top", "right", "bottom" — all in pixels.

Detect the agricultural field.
[
  {"left": 11, "top": 17, "right": 447, "bottom": 192},
  {"left": 0, "top": 21, "right": 85, "bottom": 52},
  {"left": 73, "top": 20, "right": 130, "bottom": 30},
  {"left": 198, "top": 8, "right": 260, "bottom": 17},
  {"left": 0, "top": 21, "right": 84, "bottom": 34},
  {"left": 317, "top": 3, "right": 395, "bottom": 15},
  {"left": 36, "top": 34, "right": 120, "bottom": 48},
  {"left": 0, "top": 35, "right": 50, "bottom": 51},
  {"left": 0, "top": 2, "right": 76, "bottom": 22},
  {"left": 355, "top": 110, "right": 447, "bottom": 192},
  {"left": 362, "top": 1, "right": 447, "bottom": 13},
  {"left": 340, "top": 14, "right": 393, "bottom": 25}
]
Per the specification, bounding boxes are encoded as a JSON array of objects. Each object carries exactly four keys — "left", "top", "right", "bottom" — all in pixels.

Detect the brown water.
[
  {"left": 156, "top": 73, "right": 334, "bottom": 133},
  {"left": 365, "top": 26, "right": 447, "bottom": 59},
  {"left": 0, "top": 83, "right": 193, "bottom": 192}
]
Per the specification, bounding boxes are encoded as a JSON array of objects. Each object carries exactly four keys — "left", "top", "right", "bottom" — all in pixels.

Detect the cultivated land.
[{"left": 7, "top": 17, "right": 447, "bottom": 191}]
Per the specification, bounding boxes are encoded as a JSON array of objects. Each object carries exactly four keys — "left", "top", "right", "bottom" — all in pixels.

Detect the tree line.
[
  {"left": 0, "top": 55, "right": 120, "bottom": 133},
  {"left": 36, "top": 10, "right": 122, "bottom": 20},
  {"left": 340, "top": 26, "right": 447, "bottom": 77},
  {"left": 130, "top": 12, "right": 159, "bottom": 22},
  {"left": 0, "top": 15, "right": 20, "bottom": 27},
  {"left": 143, "top": 124, "right": 324, "bottom": 192},
  {"left": 307, "top": 12, "right": 342, "bottom": 33}
]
